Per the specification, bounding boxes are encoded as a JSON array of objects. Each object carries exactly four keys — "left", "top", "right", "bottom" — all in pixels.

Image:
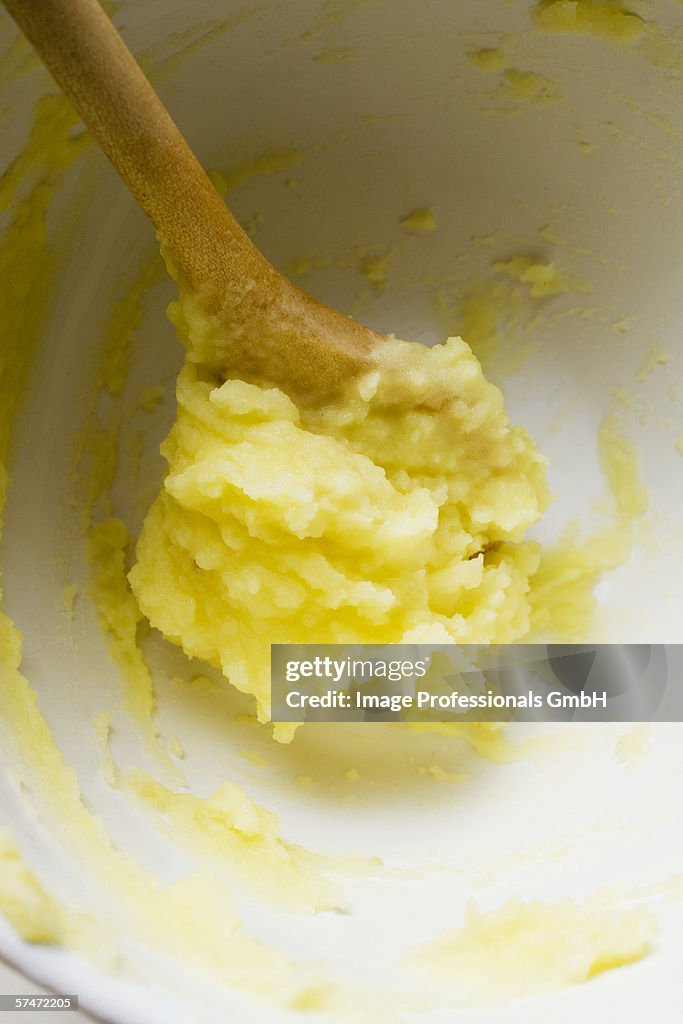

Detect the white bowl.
[{"left": 1, "top": 2, "right": 682, "bottom": 1021}]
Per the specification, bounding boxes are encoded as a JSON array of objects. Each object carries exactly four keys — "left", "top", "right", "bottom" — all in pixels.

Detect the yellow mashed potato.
[
  {"left": 129, "top": 292, "right": 549, "bottom": 724},
  {"left": 0, "top": 833, "right": 67, "bottom": 945},
  {"left": 410, "top": 895, "right": 656, "bottom": 1001}
]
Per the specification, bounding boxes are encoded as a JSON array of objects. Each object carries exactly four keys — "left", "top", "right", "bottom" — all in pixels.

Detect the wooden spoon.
[{"left": 3, "top": 0, "right": 387, "bottom": 401}]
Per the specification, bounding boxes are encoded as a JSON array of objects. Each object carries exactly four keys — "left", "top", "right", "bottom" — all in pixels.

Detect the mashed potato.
[
  {"left": 129, "top": 295, "right": 549, "bottom": 724},
  {"left": 410, "top": 895, "right": 656, "bottom": 1001}
]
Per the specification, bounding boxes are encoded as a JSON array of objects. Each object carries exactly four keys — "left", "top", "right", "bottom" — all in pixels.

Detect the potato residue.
[{"left": 410, "top": 895, "right": 655, "bottom": 1001}]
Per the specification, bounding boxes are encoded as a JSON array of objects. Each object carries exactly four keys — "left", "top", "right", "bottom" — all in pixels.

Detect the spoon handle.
[
  {"left": 3, "top": 0, "right": 380, "bottom": 396},
  {"left": 2, "top": 0, "right": 266, "bottom": 294}
]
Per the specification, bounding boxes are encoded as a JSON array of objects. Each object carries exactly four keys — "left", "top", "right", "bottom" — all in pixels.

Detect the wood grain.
[{"left": 3, "top": 0, "right": 383, "bottom": 398}]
